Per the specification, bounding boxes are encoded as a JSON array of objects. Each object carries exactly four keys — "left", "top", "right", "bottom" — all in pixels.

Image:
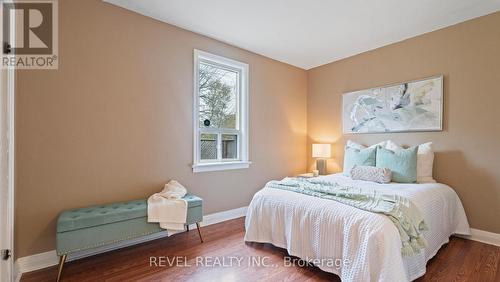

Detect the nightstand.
[{"left": 297, "top": 173, "right": 315, "bottom": 178}]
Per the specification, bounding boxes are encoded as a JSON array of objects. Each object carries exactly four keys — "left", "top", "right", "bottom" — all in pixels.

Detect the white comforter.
[{"left": 244, "top": 174, "right": 470, "bottom": 282}]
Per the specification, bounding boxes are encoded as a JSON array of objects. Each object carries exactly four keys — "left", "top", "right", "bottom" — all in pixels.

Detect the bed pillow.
[
  {"left": 343, "top": 147, "right": 377, "bottom": 175},
  {"left": 376, "top": 146, "right": 418, "bottom": 183},
  {"left": 350, "top": 165, "right": 392, "bottom": 183},
  {"left": 385, "top": 140, "right": 401, "bottom": 151},
  {"left": 346, "top": 140, "right": 388, "bottom": 150},
  {"left": 415, "top": 142, "right": 436, "bottom": 183},
  {"left": 385, "top": 141, "right": 436, "bottom": 183}
]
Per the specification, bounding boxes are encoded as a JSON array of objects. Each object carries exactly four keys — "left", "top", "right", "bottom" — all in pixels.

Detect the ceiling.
[{"left": 105, "top": 0, "right": 500, "bottom": 69}]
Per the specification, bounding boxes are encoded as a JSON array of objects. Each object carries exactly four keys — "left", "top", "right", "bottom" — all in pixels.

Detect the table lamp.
[{"left": 312, "top": 144, "right": 331, "bottom": 175}]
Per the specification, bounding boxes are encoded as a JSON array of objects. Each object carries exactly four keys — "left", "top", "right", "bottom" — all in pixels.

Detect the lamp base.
[{"left": 316, "top": 159, "right": 327, "bottom": 175}]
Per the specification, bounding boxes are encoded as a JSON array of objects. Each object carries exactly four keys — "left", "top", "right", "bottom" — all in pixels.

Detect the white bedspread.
[{"left": 244, "top": 174, "right": 470, "bottom": 281}]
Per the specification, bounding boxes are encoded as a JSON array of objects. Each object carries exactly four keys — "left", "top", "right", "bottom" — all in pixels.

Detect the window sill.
[{"left": 192, "top": 161, "right": 251, "bottom": 173}]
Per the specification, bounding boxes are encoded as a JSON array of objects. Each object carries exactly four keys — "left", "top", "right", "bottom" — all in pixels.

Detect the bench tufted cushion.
[{"left": 57, "top": 194, "right": 202, "bottom": 233}]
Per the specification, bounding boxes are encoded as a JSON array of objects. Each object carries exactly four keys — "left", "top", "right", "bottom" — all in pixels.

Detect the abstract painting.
[{"left": 342, "top": 76, "right": 443, "bottom": 134}]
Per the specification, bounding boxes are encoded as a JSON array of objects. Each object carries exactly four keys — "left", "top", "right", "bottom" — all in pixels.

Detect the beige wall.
[
  {"left": 15, "top": 0, "right": 307, "bottom": 258},
  {"left": 307, "top": 12, "right": 500, "bottom": 234}
]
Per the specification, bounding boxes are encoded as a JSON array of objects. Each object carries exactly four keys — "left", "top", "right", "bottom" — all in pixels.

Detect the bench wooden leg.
[
  {"left": 196, "top": 222, "right": 203, "bottom": 243},
  {"left": 57, "top": 254, "right": 67, "bottom": 282},
  {"left": 186, "top": 224, "right": 189, "bottom": 232}
]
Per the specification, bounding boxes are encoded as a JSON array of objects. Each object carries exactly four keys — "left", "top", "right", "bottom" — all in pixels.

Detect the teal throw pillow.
[
  {"left": 343, "top": 146, "right": 377, "bottom": 175},
  {"left": 376, "top": 146, "right": 418, "bottom": 183}
]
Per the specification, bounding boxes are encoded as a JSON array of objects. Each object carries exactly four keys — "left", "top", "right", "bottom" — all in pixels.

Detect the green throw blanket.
[{"left": 266, "top": 177, "right": 429, "bottom": 257}]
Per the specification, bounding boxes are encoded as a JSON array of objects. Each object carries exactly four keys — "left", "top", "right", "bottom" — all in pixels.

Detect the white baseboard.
[
  {"left": 201, "top": 206, "right": 247, "bottom": 226},
  {"left": 457, "top": 228, "right": 500, "bottom": 247},
  {"left": 14, "top": 206, "right": 248, "bottom": 280}
]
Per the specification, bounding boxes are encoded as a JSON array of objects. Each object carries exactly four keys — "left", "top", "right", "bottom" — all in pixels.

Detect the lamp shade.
[{"left": 312, "top": 144, "right": 331, "bottom": 158}]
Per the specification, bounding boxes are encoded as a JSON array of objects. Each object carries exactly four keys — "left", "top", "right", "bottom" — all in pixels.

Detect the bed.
[{"left": 244, "top": 173, "right": 470, "bottom": 282}]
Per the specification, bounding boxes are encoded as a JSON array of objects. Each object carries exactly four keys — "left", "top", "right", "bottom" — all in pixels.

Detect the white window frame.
[{"left": 192, "top": 50, "right": 250, "bottom": 173}]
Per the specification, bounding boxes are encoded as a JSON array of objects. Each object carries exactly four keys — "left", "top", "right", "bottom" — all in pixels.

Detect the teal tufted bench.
[{"left": 55, "top": 194, "right": 203, "bottom": 281}]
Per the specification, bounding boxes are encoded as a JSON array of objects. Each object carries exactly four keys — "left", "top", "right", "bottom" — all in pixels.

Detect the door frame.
[
  {"left": 1, "top": 2, "right": 16, "bottom": 280},
  {"left": 5, "top": 58, "right": 15, "bottom": 282},
  {"left": 0, "top": 59, "right": 15, "bottom": 282}
]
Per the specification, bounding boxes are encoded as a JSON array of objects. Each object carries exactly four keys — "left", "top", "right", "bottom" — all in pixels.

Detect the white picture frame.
[{"left": 342, "top": 75, "right": 443, "bottom": 134}]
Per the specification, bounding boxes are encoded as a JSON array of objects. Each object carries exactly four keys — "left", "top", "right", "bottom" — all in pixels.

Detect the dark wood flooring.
[{"left": 22, "top": 217, "right": 500, "bottom": 281}]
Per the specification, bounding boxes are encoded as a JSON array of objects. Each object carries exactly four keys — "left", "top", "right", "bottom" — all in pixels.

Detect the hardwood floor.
[{"left": 22, "top": 217, "right": 499, "bottom": 282}]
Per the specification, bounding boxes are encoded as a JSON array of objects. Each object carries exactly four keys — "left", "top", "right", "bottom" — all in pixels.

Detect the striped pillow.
[{"left": 350, "top": 165, "right": 392, "bottom": 183}]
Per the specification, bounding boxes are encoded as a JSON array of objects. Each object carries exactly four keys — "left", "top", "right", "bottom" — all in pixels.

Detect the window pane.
[
  {"left": 222, "top": 134, "right": 238, "bottom": 159},
  {"left": 200, "top": 133, "right": 218, "bottom": 160},
  {"left": 198, "top": 62, "right": 238, "bottom": 129}
]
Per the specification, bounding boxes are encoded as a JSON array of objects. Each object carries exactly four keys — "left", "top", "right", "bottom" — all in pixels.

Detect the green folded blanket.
[{"left": 266, "top": 177, "right": 429, "bottom": 256}]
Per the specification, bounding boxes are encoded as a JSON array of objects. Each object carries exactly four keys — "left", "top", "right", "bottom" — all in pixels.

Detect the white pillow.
[
  {"left": 385, "top": 140, "right": 400, "bottom": 151},
  {"left": 385, "top": 141, "right": 436, "bottom": 183},
  {"left": 346, "top": 140, "right": 387, "bottom": 150},
  {"left": 416, "top": 142, "right": 435, "bottom": 183}
]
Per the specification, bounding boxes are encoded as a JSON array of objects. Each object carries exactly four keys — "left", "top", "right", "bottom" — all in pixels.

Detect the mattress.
[{"left": 244, "top": 173, "right": 470, "bottom": 281}]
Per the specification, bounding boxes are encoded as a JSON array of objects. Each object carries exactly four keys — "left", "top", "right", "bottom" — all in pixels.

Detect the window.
[{"left": 193, "top": 50, "right": 250, "bottom": 172}]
